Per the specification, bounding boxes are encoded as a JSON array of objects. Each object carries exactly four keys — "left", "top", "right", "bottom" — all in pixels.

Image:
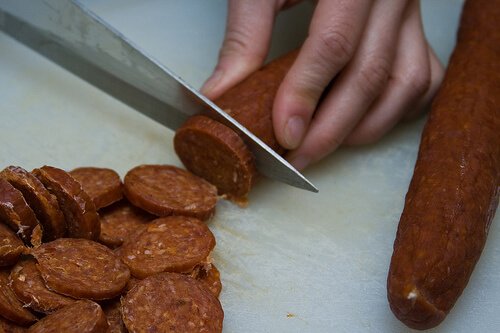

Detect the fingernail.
[
  {"left": 200, "top": 69, "right": 224, "bottom": 96},
  {"left": 284, "top": 116, "right": 305, "bottom": 149},
  {"left": 288, "top": 155, "right": 310, "bottom": 171}
]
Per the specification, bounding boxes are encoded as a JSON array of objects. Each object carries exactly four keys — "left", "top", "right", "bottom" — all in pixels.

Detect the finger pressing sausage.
[
  {"left": 272, "top": 0, "right": 373, "bottom": 150},
  {"left": 201, "top": 0, "right": 278, "bottom": 99},
  {"left": 344, "top": 0, "right": 433, "bottom": 145},
  {"left": 284, "top": 0, "right": 409, "bottom": 169}
]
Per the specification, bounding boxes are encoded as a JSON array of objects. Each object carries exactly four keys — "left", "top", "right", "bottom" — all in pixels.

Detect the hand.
[{"left": 201, "top": 0, "right": 444, "bottom": 170}]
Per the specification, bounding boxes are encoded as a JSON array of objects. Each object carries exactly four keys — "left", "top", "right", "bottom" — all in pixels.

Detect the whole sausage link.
[{"left": 387, "top": 0, "right": 500, "bottom": 329}]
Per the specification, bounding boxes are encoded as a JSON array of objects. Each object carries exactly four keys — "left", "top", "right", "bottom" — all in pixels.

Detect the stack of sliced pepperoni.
[{"left": 0, "top": 164, "right": 223, "bottom": 333}]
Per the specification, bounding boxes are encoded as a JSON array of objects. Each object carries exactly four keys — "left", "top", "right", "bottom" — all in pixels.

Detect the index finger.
[{"left": 273, "top": 0, "right": 373, "bottom": 149}]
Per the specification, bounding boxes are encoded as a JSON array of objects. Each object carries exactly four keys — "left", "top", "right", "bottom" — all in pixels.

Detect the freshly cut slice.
[
  {"left": 120, "top": 216, "right": 215, "bottom": 278},
  {"left": 0, "top": 269, "right": 37, "bottom": 326},
  {"left": 32, "top": 238, "right": 130, "bottom": 300},
  {"left": 122, "top": 273, "right": 223, "bottom": 333},
  {"left": 28, "top": 300, "right": 108, "bottom": 333},
  {"left": 0, "top": 178, "right": 40, "bottom": 244},
  {"left": 0, "top": 316, "right": 26, "bottom": 333},
  {"left": 1, "top": 166, "right": 66, "bottom": 241},
  {"left": 124, "top": 164, "right": 217, "bottom": 220},
  {"left": 0, "top": 223, "right": 25, "bottom": 267},
  {"left": 98, "top": 200, "right": 153, "bottom": 248},
  {"left": 69, "top": 167, "right": 123, "bottom": 210},
  {"left": 32, "top": 166, "right": 99, "bottom": 240},
  {"left": 9, "top": 258, "right": 74, "bottom": 314},
  {"left": 174, "top": 115, "right": 255, "bottom": 202}
]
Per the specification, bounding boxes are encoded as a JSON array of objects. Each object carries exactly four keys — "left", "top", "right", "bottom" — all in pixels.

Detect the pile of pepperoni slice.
[{"left": 0, "top": 164, "right": 223, "bottom": 333}]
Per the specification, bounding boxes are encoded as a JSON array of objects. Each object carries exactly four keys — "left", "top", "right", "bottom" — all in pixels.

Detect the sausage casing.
[{"left": 387, "top": 0, "right": 500, "bottom": 329}]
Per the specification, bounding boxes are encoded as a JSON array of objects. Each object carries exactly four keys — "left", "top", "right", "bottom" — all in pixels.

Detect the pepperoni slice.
[
  {"left": 191, "top": 264, "right": 222, "bottom": 298},
  {"left": 174, "top": 115, "right": 256, "bottom": 202},
  {"left": 122, "top": 273, "right": 223, "bottom": 333},
  {"left": 102, "top": 298, "right": 126, "bottom": 333},
  {"left": 0, "top": 166, "right": 66, "bottom": 241},
  {"left": 123, "top": 165, "right": 217, "bottom": 220},
  {"left": 120, "top": 217, "right": 215, "bottom": 278},
  {"left": 98, "top": 200, "right": 153, "bottom": 248},
  {"left": 0, "top": 178, "right": 40, "bottom": 244},
  {"left": 0, "top": 316, "right": 26, "bottom": 333},
  {"left": 0, "top": 269, "right": 37, "bottom": 326},
  {"left": 69, "top": 167, "right": 123, "bottom": 210},
  {"left": 9, "top": 258, "right": 74, "bottom": 314},
  {"left": 30, "top": 225, "right": 43, "bottom": 248},
  {"left": 31, "top": 238, "right": 130, "bottom": 300},
  {"left": 0, "top": 223, "right": 25, "bottom": 267},
  {"left": 32, "top": 166, "right": 99, "bottom": 240},
  {"left": 28, "top": 300, "right": 108, "bottom": 333}
]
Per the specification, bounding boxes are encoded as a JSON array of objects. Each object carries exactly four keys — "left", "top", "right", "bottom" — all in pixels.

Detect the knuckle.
[
  {"left": 345, "top": 121, "right": 385, "bottom": 146},
  {"left": 357, "top": 56, "right": 391, "bottom": 100},
  {"left": 400, "top": 66, "right": 431, "bottom": 97},
  {"left": 315, "top": 131, "right": 343, "bottom": 153},
  {"left": 222, "top": 28, "right": 250, "bottom": 53},
  {"left": 221, "top": 28, "right": 261, "bottom": 59},
  {"left": 314, "top": 25, "right": 355, "bottom": 65},
  {"left": 348, "top": 127, "right": 384, "bottom": 145},
  {"left": 290, "top": 74, "right": 326, "bottom": 103}
]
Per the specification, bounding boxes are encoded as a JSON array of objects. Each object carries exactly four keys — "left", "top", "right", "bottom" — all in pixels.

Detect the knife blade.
[{"left": 0, "top": 0, "right": 318, "bottom": 193}]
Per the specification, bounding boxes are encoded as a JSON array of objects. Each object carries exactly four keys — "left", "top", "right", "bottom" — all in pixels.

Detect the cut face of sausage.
[
  {"left": 120, "top": 216, "right": 215, "bottom": 278},
  {"left": 0, "top": 166, "right": 66, "bottom": 241},
  {"left": 32, "top": 166, "right": 100, "bottom": 240},
  {"left": 27, "top": 300, "right": 108, "bottom": 333},
  {"left": 0, "top": 269, "right": 38, "bottom": 326},
  {"left": 31, "top": 238, "right": 130, "bottom": 300},
  {"left": 0, "top": 223, "right": 25, "bottom": 267},
  {"left": 9, "top": 258, "right": 74, "bottom": 314},
  {"left": 122, "top": 273, "right": 223, "bottom": 333},
  {"left": 191, "top": 263, "right": 222, "bottom": 298},
  {"left": 174, "top": 115, "right": 256, "bottom": 202},
  {"left": 98, "top": 200, "right": 153, "bottom": 249},
  {"left": 69, "top": 167, "right": 123, "bottom": 210},
  {"left": 123, "top": 164, "right": 218, "bottom": 221},
  {"left": 0, "top": 178, "right": 40, "bottom": 245}
]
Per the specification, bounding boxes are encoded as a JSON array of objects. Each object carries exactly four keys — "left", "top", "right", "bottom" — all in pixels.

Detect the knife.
[{"left": 0, "top": 0, "right": 318, "bottom": 193}]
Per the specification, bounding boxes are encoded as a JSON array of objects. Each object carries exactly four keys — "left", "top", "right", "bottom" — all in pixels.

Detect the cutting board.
[{"left": 1, "top": 1, "right": 498, "bottom": 332}]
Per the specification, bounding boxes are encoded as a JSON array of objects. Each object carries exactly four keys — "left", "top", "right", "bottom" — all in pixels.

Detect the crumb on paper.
[{"left": 286, "top": 312, "right": 295, "bottom": 318}]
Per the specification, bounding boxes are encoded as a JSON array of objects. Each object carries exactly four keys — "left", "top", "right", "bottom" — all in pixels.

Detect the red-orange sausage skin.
[{"left": 214, "top": 50, "right": 298, "bottom": 155}]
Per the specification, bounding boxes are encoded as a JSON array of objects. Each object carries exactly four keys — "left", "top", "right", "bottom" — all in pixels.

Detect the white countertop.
[{"left": 1, "top": 1, "right": 499, "bottom": 332}]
